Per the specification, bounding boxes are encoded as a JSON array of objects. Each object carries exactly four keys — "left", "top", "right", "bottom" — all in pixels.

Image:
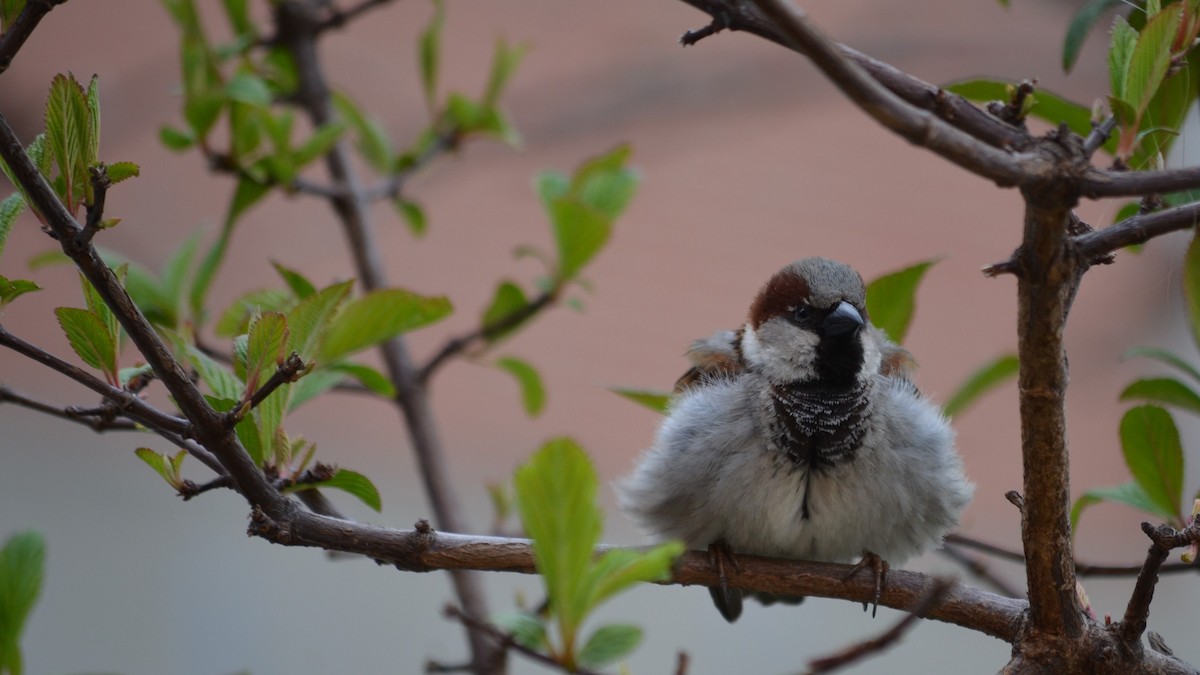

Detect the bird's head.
[{"left": 742, "top": 257, "right": 882, "bottom": 386}]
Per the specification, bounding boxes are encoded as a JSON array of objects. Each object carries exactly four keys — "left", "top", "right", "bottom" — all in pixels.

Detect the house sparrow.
[{"left": 618, "top": 257, "right": 973, "bottom": 622}]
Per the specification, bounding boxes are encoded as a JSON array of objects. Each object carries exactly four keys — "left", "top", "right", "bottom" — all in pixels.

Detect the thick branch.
[
  {"left": 1076, "top": 201, "right": 1199, "bottom": 262},
  {"left": 1119, "top": 517, "right": 1200, "bottom": 645},
  {"left": 247, "top": 509, "right": 1027, "bottom": 642},
  {"left": 1081, "top": 166, "right": 1200, "bottom": 198},
  {"left": 749, "top": 0, "right": 1032, "bottom": 187},
  {"left": 0, "top": 0, "right": 67, "bottom": 75}
]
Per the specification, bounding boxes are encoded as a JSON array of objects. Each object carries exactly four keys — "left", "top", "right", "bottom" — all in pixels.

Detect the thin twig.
[
  {"left": 179, "top": 475, "right": 235, "bottom": 500},
  {"left": 419, "top": 290, "right": 557, "bottom": 383},
  {"left": 0, "top": 0, "right": 67, "bottom": 75},
  {"left": 79, "top": 164, "right": 111, "bottom": 246},
  {"left": 0, "top": 385, "right": 137, "bottom": 431},
  {"left": 938, "top": 544, "right": 1022, "bottom": 598},
  {"left": 1082, "top": 117, "right": 1117, "bottom": 158},
  {"left": 1119, "top": 517, "right": 1200, "bottom": 645},
  {"left": 439, "top": 605, "right": 594, "bottom": 675},
  {"left": 204, "top": 148, "right": 344, "bottom": 199},
  {"left": 233, "top": 352, "right": 307, "bottom": 423},
  {"left": 944, "top": 533, "right": 1200, "bottom": 577},
  {"left": 1076, "top": 200, "right": 1200, "bottom": 263},
  {"left": 314, "top": 0, "right": 395, "bottom": 34},
  {"left": 806, "top": 577, "right": 955, "bottom": 673}
]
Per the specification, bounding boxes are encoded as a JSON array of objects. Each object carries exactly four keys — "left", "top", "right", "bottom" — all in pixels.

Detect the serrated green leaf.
[
  {"left": 328, "top": 362, "right": 396, "bottom": 398},
  {"left": 134, "top": 447, "right": 176, "bottom": 486},
  {"left": 0, "top": 193, "right": 24, "bottom": 265},
  {"left": 1185, "top": 231, "right": 1200, "bottom": 350},
  {"left": 864, "top": 259, "right": 937, "bottom": 345},
  {"left": 318, "top": 288, "right": 451, "bottom": 362},
  {"left": 578, "top": 624, "right": 643, "bottom": 670},
  {"left": 944, "top": 79, "right": 1112, "bottom": 154},
  {"left": 393, "top": 198, "right": 426, "bottom": 237},
  {"left": 216, "top": 288, "right": 293, "bottom": 338},
  {"left": 1063, "top": 0, "right": 1123, "bottom": 71},
  {"left": 483, "top": 37, "right": 528, "bottom": 108},
  {"left": 495, "top": 356, "right": 545, "bottom": 417},
  {"left": 1124, "top": 345, "right": 1200, "bottom": 386},
  {"left": 943, "top": 354, "right": 1019, "bottom": 419},
  {"left": 105, "top": 162, "right": 139, "bottom": 184},
  {"left": 610, "top": 387, "right": 671, "bottom": 414},
  {"left": 45, "top": 73, "right": 91, "bottom": 209},
  {"left": 292, "top": 121, "right": 346, "bottom": 168},
  {"left": 1110, "top": 15, "right": 1138, "bottom": 101},
  {"left": 0, "top": 529, "right": 45, "bottom": 675},
  {"left": 1072, "top": 481, "right": 1171, "bottom": 531},
  {"left": 174, "top": 335, "right": 244, "bottom": 401},
  {"left": 0, "top": 277, "right": 41, "bottom": 307},
  {"left": 1124, "top": 9, "right": 1180, "bottom": 115},
  {"left": 288, "top": 468, "right": 382, "bottom": 512},
  {"left": 286, "top": 280, "right": 353, "bottom": 362},
  {"left": 85, "top": 76, "right": 100, "bottom": 168},
  {"left": 245, "top": 312, "right": 289, "bottom": 392},
  {"left": 419, "top": 0, "right": 445, "bottom": 110},
  {"left": 286, "top": 368, "right": 345, "bottom": 412},
  {"left": 514, "top": 438, "right": 602, "bottom": 642},
  {"left": 330, "top": 92, "right": 393, "bottom": 172},
  {"left": 157, "top": 233, "right": 202, "bottom": 329},
  {"left": 54, "top": 307, "right": 117, "bottom": 379},
  {"left": 1120, "top": 405, "right": 1184, "bottom": 522},
  {"left": 79, "top": 268, "right": 122, "bottom": 355},
  {"left": 481, "top": 281, "right": 529, "bottom": 343},
  {"left": 1128, "top": 46, "right": 1199, "bottom": 170},
  {"left": 271, "top": 261, "right": 316, "bottom": 300},
  {"left": 254, "top": 379, "right": 288, "bottom": 462},
  {"left": 1120, "top": 377, "right": 1200, "bottom": 416},
  {"left": 490, "top": 612, "right": 546, "bottom": 651}
]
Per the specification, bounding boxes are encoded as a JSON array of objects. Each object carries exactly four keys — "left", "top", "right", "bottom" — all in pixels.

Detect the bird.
[{"left": 617, "top": 257, "right": 973, "bottom": 622}]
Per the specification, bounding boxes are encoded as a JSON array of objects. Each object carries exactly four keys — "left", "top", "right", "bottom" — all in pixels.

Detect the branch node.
[
  {"left": 680, "top": 10, "right": 731, "bottom": 46},
  {"left": 1005, "top": 490, "right": 1025, "bottom": 513}
]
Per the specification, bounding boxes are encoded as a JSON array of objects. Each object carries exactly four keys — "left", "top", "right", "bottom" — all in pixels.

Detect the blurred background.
[{"left": 1, "top": 0, "right": 1198, "bottom": 672}]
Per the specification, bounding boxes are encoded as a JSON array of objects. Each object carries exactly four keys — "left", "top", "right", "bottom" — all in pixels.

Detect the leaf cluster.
[{"left": 0, "top": 532, "right": 44, "bottom": 675}]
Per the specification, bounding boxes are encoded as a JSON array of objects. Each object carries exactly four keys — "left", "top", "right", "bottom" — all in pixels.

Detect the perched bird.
[{"left": 618, "top": 257, "right": 973, "bottom": 622}]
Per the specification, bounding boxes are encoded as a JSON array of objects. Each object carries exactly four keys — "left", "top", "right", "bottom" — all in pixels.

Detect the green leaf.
[
  {"left": 118, "top": 364, "right": 153, "bottom": 388},
  {"left": 583, "top": 541, "right": 683, "bottom": 611},
  {"left": 244, "top": 312, "right": 289, "bottom": 392},
  {"left": 271, "top": 261, "right": 316, "bottom": 300},
  {"left": 1185, "top": 231, "right": 1200, "bottom": 350},
  {"left": 1120, "top": 405, "right": 1184, "bottom": 522},
  {"left": 392, "top": 197, "right": 427, "bottom": 238},
  {"left": 573, "top": 145, "right": 637, "bottom": 220},
  {"left": 541, "top": 147, "right": 638, "bottom": 282},
  {"left": 1072, "top": 481, "right": 1171, "bottom": 531},
  {"left": 328, "top": 362, "right": 396, "bottom": 398},
  {"left": 221, "top": 0, "right": 254, "bottom": 39},
  {"left": 481, "top": 281, "right": 529, "bottom": 343},
  {"left": 105, "top": 161, "right": 139, "bottom": 184},
  {"left": 944, "top": 79, "right": 1110, "bottom": 154},
  {"left": 216, "top": 288, "right": 293, "bottom": 338},
  {"left": 44, "top": 73, "right": 91, "bottom": 208},
  {"left": 495, "top": 356, "right": 545, "bottom": 417},
  {"left": 0, "top": 192, "right": 24, "bottom": 264},
  {"left": 419, "top": 0, "right": 445, "bottom": 110},
  {"left": 0, "top": 277, "right": 41, "bottom": 307},
  {"left": 0, "top": 530, "right": 45, "bottom": 675},
  {"left": 1124, "top": 9, "right": 1180, "bottom": 114},
  {"left": 490, "top": 612, "right": 546, "bottom": 651},
  {"left": 288, "top": 468, "right": 382, "bottom": 512},
  {"left": 174, "top": 336, "right": 244, "bottom": 401},
  {"left": 535, "top": 171, "right": 570, "bottom": 211},
  {"left": 610, "top": 387, "right": 671, "bottom": 415},
  {"left": 225, "top": 71, "right": 271, "bottom": 107},
  {"left": 157, "top": 232, "right": 202, "bottom": 328},
  {"left": 864, "top": 259, "right": 937, "bottom": 344},
  {"left": 54, "top": 307, "right": 117, "bottom": 379},
  {"left": 1124, "top": 345, "right": 1200, "bottom": 385},
  {"left": 1120, "top": 377, "right": 1200, "bottom": 416},
  {"left": 513, "top": 438, "right": 602, "bottom": 641},
  {"left": 285, "top": 368, "right": 344, "bottom": 412},
  {"left": 330, "top": 92, "right": 393, "bottom": 172},
  {"left": 285, "top": 280, "right": 353, "bottom": 363},
  {"left": 942, "top": 354, "right": 1019, "bottom": 419},
  {"left": 550, "top": 199, "right": 610, "bottom": 282},
  {"left": 483, "top": 37, "right": 528, "bottom": 108},
  {"left": 292, "top": 121, "right": 346, "bottom": 168},
  {"left": 225, "top": 175, "right": 271, "bottom": 229},
  {"left": 207, "top": 396, "right": 265, "bottom": 466},
  {"left": 1110, "top": 15, "right": 1138, "bottom": 101},
  {"left": 134, "top": 447, "right": 178, "bottom": 487},
  {"left": 84, "top": 76, "right": 100, "bottom": 168},
  {"left": 577, "top": 624, "right": 643, "bottom": 670},
  {"left": 0, "top": 0, "right": 25, "bottom": 31},
  {"left": 318, "top": 288, "right": 452, "bottom": 362}
]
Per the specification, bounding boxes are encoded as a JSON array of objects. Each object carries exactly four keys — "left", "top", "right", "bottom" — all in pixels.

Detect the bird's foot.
[
  {"left": 844, "top": 550, "right": 889, "bottom": 617},
  {"left": 707, "top": 540, "right": 744, "bottom": 622}
]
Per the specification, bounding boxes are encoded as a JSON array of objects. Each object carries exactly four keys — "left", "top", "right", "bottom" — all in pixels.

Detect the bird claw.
[
  {"left": 707, "top": 540, "right": 744, "bottom": 622},
  {"left": 843, "top": 550, "right": 889, "bottom": 617}
]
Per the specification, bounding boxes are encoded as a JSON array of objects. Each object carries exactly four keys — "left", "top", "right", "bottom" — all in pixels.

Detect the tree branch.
[
  {"left": 1081, "top": 165, "right": 1200, "bottom": 198},
  {"left": 1119, "top": 517, "right": 1200, "bottom": 645},
  {"left": 273, "top": 2, "right": 498, "bottom": 670},
  {"left": 79, "top": 164, "right": 111, "bottom": 246},
  {"left": 438, "top": 606, "right": 595, "bottom": 675},
  {"left": 0, "top": 0, "right": 67, "bottom": 76},
  {"left": 419, "top": 290, "right": 557, "bottom": 383},
  {"left": 938, "top": 544, "right": 1022, "bottom": 598},
  {"left": 1076, "top": 201, "right": 1199, "bottom": 262},
  {"left": 748, "top": 0, "right": 1033, "bottom": 188},
  {"left": 233, "top": 352, "right": 307, "bottom": 424},
  {"left": 945, "top": 532, "right": 1200, "bottom": 577}
]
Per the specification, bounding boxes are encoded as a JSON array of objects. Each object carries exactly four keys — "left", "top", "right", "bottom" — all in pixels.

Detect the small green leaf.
[
  {"left": 54, "top": 307, "right": 117, "bottom": 379},
  {"left": 490, "top": 612, "right": 546, "bottom": 651},
  {"left": 0, "top": 0, "right": 26, "bottom": 31},
  {"left": 0, "top": 530, "right": 45, "bottom": 675},
  {"left": 392, "top": 198, "right": 426, "bottom": 238},
  {"left": 610, "top": 387, "right": 671, "bottom": 414},
  {"left": 286, "top": 280, "right": 353, "bottom": 363},
  {"left": 0, "top": 192, "right": 24, "bottom": 263},
  {"left": 535, "top": 172, "right": 570, "bottom": 211},
  {"left": 290, "top": 468, "right": 382, "bottom": 512},
  {"left": 483, "top": 37, "right": 528, "bottom": 108},
  {"left": 44, "top": 73, "right": 91, "bottom": 208},
  {"left": 271, "top": 261, "right": 316, "bottom": 300},
  {"left": 495, "top": 356, "right": 545, "bottom": 417},
  {"left": 1110, "top": 15, "right": 1138, "bottom": 101},
  {"left": 292, "top": 121, "right": 346, "bottom": 168},
  {"left": 578, "top": 624, "right": 643, "bottom": 670},
  {"left": 285, "top": 368, "right": 344, "bottom": 412},
  {"left": 943, "top": 354, "right": 1019, "bottom": 419},
  {"left": 225, "top": 71, "right": 271, "bottom": 107},
  {"left": 244, "top": 312, "right": 289, "bottom": 391},
  {"left": 224, "top": 175, "right": 271, "bottom": 229},
  {"left": 105, "top": 161, "right": 140, "bottom": 184},
  {"left": 583, "top": 542, "right": 684, "bottom": 611},
  {"left": 216, "top": 288, "right": 292, "bottom": 338},
  {"left": 221, "top": 0, "right": 254, "bottom": 39},
  {"left": 481, "top": 281, "right": 529, "bottom": 343},
  {"left": 1120, "top": 405, "right": 1184, "bottom": 522},
  {"left": 330, "top": 92, "right": 393, "bottom": 172},
  {"left": 134, "top": 447, "right": 177, "bottom": 487},
  {"left": 1185, "top": 231, "right": 1200, "bottom": 350},
  {"left": 328, "top": 362, "right": 396, "bottom": 398},
  {"left": 84, "top": 76, "right": 100, "bottom": 168},
  {"left": 1120, "top": 377, "right": 1200, "bottom": 416},
  {"left": 156, "top": 232, "right": 202, "bottom": 329},
  {"left": 1124, "top": 345, "right": 1200, "bottom": 385},
  {"left": 864, "top": 259, "right": 937, "bottom": 345},
  {"left": 419, "top": 0, "right": 445, "bottom": 110},
  {"left": 1072, "top": 481, "right": 1170, "bottom": 531},
  {"left": 0, "top": 277, "right": 41, "bottom": 307},
  {"left": 1124, "top": 9, "right": 1180, "bottom": 114},
  {"left": 318, "top": 288, "right": 452, "bottom": 362},
  {"left": 174, "top": 336, "right": 245, "bottom": 401},
  {"left": 550, "top": 199, "right": 610, "bottom": 282}
]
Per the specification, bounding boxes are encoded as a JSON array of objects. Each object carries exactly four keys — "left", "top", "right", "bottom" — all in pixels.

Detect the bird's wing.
[
  {"left": 874, "top": 326, "right": 917, "bottom": 380},
  {"left": 674, "top": 329, "right": 746, "bottom": 393}
]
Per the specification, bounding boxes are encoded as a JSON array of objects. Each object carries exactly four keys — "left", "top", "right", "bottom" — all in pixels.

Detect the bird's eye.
[{"left": 790, "top": 306, "right": 812, "bottom": 324}]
